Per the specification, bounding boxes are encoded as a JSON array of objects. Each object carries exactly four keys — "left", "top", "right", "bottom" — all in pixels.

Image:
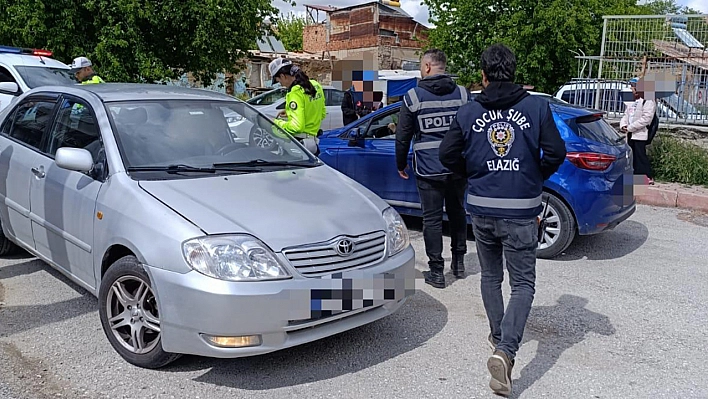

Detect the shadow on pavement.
[
  {"left": 0, "top": 260, "right": 96, "bottom": 338},
  {"left": 0, "top": 258, "right": 46, "bottom": 280},
  {"left": 168, "top": 290, "right": 448, "bottom": 390},
  {"left": 551, "top": 220, "right": 649, "bottom": 261},
  {"left": 510, "top": 294, "right": 616, "bottom": 398}
]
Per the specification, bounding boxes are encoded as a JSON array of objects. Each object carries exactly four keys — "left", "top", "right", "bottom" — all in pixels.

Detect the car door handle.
[{"left": 31, "top": 166, "right": 45, "bottom": 179}]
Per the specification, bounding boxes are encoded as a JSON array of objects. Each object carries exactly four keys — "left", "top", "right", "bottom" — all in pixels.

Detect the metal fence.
[{"left": 567, "top": 14, "right": 708, "bottom": 126}]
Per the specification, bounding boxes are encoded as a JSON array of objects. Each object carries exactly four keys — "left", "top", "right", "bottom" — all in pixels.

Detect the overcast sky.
[{"left": 271, "top": 0, "right": 707, "bottom": 28}]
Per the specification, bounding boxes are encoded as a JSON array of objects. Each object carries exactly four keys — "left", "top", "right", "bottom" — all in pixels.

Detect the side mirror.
[
  {"left": 56, "top": 148, "right": 94, "bottom": 173},
  {"left": 347, "top": 128, "right": 364, "bottom": 147},
  {"left": 0, "top": 82, "right": 19, "bottom": 95}
]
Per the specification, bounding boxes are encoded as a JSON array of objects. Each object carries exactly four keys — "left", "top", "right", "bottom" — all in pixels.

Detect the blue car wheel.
[{"left": 537, "top": 192, "right": 576, "bottom": 259}]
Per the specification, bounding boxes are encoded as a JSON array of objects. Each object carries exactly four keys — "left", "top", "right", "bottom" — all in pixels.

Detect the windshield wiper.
[
  {"left": 213, "top": 159, "right": 319, "bottom": 168},
  {"left": 127, "top": 164, "right": 218, "bottom": 174}
]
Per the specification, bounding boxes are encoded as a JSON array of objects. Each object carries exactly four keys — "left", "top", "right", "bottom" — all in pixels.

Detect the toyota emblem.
[{"left": 335, "top": 239, "right": 355, "bottom": 256}]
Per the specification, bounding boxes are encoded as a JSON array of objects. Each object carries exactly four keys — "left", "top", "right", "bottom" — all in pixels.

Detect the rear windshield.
[
  {"left": 566, "top": 114, "right": 623, "bottom": 146},
  {"left": 14, "top": 66, "right": 77, "bottom": 88}
]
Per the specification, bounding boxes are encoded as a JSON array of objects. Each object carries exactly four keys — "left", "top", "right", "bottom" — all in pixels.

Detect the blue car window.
[{"left": 365, "top": 112, "right": 399, "bottom": 139}]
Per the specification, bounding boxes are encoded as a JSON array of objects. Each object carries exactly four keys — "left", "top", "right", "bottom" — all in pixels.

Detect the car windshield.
[
  {"left": 106, "top": 100, "right": 318, "bottom": 178},
  {"left": 14, "top": 66, "right": 77, "bottom": 88},
  {"left": 246, "top": 88, "right": 286, "bottom": 106}
]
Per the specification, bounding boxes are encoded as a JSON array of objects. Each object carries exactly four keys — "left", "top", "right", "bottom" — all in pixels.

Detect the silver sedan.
[{"left": 0, "top": 83, "right": 417, "bottom": 368}]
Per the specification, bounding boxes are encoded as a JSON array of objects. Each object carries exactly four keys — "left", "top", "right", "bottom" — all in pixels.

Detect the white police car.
[{"left": 0, "top": 45, "right": 75, "bottom": 111}]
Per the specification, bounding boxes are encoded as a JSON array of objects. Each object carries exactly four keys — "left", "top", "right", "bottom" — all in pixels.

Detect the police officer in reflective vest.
[
  {"left": 439, "top": 44, "right": 566, "bottom": 397},
  {"left": 395, "top": 49, "right": 470, "bottom": 289},
  {"left": 69, "top": 57, "right": 105, "bottom": 85}
]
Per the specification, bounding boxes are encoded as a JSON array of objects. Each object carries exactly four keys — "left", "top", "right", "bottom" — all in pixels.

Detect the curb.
[{"left": 635, "top": 183, "right": 708, "bottom": 213}]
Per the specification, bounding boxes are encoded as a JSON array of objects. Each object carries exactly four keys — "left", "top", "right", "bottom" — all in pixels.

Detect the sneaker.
[
  {"left": 487, "top": 350, "right": 514, "bottom": 397},
  {"left": 423, "top": 270, "right": 445, "bottom": 289},
  {"left": 487, "top": 333, "right": 499, "bottom": 351}
]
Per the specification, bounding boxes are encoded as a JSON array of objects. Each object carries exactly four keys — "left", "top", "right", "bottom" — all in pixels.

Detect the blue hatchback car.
[{"left": 318, "top": 91, "right": 637, "bottom": 258}]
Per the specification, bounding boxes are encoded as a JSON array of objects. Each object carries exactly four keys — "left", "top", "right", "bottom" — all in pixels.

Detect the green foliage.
[
  {"left": 274, "top": 13, "right": 306, "bottom": 52},
  {"left": 0, "top": 0, "right": 285, "bottom": 85},
  {"left": 641, "top": 0, "right": 703, "bottom": 15},
  {"left": 650, "top": 135, "right": 708, "bottom": 187},
  {"left": 423, "top": 0, "right": 703, "bottom": 93}
]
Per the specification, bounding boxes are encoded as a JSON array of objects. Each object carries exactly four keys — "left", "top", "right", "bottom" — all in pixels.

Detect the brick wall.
[
  {"left": 302, "top": 5, "right": 429, "bottom": 56},
  {"left": 303, "top": 25, "right": 327, "bottom": 53}
]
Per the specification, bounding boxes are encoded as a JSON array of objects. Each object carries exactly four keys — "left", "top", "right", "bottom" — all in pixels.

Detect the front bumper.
[{"left": 145, "top": 245, "right": 417, "bottom": 358}]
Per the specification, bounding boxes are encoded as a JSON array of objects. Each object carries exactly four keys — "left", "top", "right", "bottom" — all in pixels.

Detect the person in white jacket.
[{"left": 620, "top": 77, "right": 656, "bottom": 185}]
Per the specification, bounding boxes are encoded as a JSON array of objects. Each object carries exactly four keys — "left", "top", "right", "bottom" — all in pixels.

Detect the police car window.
[
  {"left": 9, "top": 100, "right": 55, "bottom": 150},
  {"left": 365, "top": 112, "right": 399, "bottom": 139},
  {"left": 0, "top": 108, "right": 15, "bottom": 135},
  {"left": 0, "top": 66, "right": 17, "bottom": 84},
  {"left": 13, "top": 66, "right": 76, "bottom": 88},
  {"left": 47, "top": 99, "right": 102, "bottom": 159}
]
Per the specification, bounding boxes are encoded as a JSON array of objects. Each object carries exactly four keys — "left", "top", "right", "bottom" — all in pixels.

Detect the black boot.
[
  {"left": 423, "top": 268, "right": 445, "bottom": 289},
  {"left": 451, "top": 253, "right": 466, "bottom": 279}
]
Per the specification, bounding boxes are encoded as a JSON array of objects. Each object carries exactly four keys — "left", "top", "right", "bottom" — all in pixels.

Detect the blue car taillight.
[{"left": 566, "top": 152, "right": 617, "bottom": 171}]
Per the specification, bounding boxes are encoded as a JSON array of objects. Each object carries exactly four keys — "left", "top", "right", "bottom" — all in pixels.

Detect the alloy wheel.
[
  {"left": 538, "top": 201, "right": 562, "bottom": 250},
  {"left": 106, "top": 276, "right": 161, "bottom": 354},
  {"left": 253, "top": 128, "right": 275, "bottom": 148}
]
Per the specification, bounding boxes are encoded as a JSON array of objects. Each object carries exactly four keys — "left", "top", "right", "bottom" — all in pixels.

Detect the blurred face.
[
  {"left": 276, "top": 74, "right": 295, "bottom": 88},
  {"left": 75, "top": 67, "right": 91, "bottom": 81}
]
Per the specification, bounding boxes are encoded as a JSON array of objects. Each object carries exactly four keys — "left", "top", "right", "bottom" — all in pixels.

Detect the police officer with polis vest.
[
  {"left": 439, "top": 44, "right": 566, "bottom": 397},
  {"left": 395, "top": 49, "right": 470, "bottom": 289}
]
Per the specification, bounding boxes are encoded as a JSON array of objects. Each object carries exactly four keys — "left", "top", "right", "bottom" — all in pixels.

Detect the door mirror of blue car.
[{"left": 347, "top": 128, "right": 365, "bottom": 147}]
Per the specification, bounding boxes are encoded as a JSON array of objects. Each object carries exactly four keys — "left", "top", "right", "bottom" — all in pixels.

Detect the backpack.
[
  {"left": 645, "top": 99, "right": 659, "bottom": 144},
  {"left": 646, "top": 111, "right": 659, "bottom": 144}
]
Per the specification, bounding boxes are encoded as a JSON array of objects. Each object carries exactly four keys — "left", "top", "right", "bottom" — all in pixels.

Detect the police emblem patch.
[
  {"left": 487, "top": 122, "right": 515, "bottom": 158},
  {"left": 289, "top": 101, "right": 298, "bottom": 110}
]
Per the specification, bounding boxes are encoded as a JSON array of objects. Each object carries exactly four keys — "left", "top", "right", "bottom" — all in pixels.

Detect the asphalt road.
[{"left": 1, "top": 205, "right": 707, "bottom": 399}]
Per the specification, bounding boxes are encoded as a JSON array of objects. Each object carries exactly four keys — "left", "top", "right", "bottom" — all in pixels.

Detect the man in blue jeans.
[{"left": 439, "top": 44, "right": 566, "bottom": 396}]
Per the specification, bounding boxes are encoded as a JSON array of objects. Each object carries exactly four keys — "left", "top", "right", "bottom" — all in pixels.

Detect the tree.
[
  {"left": 273, "top": 13, "right": 307, "bottom": 52},
  {"left": 424, "top": 0, "right": 647, "bottom": 93},
  {"left": 0, "top": 0, "right": 286, "bottom": 85},
  {"left": 641, "top": 0, "right": 703, "bottom": 15}
]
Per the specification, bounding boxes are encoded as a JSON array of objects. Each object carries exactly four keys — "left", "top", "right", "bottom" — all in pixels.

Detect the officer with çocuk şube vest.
[
  {"left": 395, "top": 49, "right": 471, "bottom": 289},
  {"left": 438, "top": 44, "right": 566, "bottom": 397}
]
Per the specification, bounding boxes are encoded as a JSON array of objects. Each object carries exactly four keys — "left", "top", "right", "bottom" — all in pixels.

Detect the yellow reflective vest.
[
  {"left": 81, "top": 75, "right": 105, "bottom": 85},
  {"left": 273, "top": 80, "right": 326, "bottom": 138}
]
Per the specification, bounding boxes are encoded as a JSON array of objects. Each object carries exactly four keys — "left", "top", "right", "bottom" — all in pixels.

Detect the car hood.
[{"left": 138, "top": 165, "right": 390, "bottom": 251}]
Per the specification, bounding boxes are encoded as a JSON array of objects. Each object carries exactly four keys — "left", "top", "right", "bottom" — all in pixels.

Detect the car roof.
[
  {"left": 26, "top": 83, "right": 239, "bottom": 103},
  {"left": 0, "top": 53, "right": 69, "bottom": 69},
  {"left": 379, "top": 93, "right": 599, "bottom": 118}
]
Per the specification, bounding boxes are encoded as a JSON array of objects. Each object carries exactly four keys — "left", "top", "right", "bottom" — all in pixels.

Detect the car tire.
[
  {"left": 0, "top": 221, "right": 19, "bottom": 256},
  {"left": 536, "top": 192, "right": 576, "bottom": 259},
  {"left": 98, "top": 255, "right": 181, "bottom": 369}
]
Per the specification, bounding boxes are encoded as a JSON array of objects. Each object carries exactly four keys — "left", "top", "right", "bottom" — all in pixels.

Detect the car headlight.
[
  {"left": 383, "top": 207, "right": 409, "bottom": 256},
  {"left": 182, "top": 235, "right": 291, "bottom": 281}
]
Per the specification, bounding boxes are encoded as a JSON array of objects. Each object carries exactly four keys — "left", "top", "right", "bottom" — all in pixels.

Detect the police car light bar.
[{"left": 0, "top": 45, "right": 53, "bottom": 57}]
